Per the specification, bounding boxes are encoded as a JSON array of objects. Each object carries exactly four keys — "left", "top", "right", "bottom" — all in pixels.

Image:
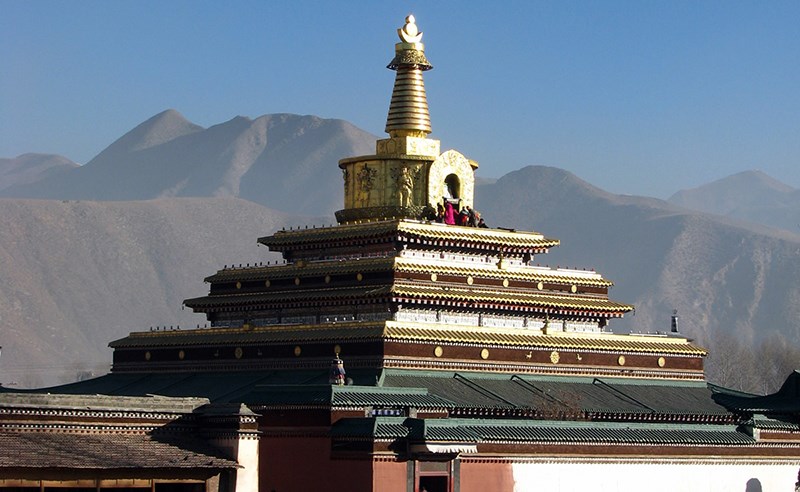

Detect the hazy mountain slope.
[
  {"left": 0, "top": 111, "right": 376, "bottom": 216},
  {"left": 477, "top": 166, "right": 800, "bottom": 348},
  {"left": 668, "top": 170, "right": 800, "bottom": 233},
  {"left": 0, "top": 198, "right": 318, "bottom": 388},
  {"left": 0, "top": 154, "right": 79, "bottom": 191}
]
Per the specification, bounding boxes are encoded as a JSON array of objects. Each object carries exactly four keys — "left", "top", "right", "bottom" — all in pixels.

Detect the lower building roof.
[{"left": 0, "top": 431, "right": 238, "bottom": 470}]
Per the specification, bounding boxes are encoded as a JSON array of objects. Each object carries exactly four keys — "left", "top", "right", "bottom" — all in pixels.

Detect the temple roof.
[
  {"left": 258, "top": 219, "right": 560, "bottom": 254},
  {"left": 0, "top": 432, "right": 238, "bottom": 470},
  {"left": 205, "top": 256, "right": 614, "bottom": 288},
  {"left": 184, "top": 282, "right": 630, "bottom": 315},
  {"left": 110, "top": 322, "right": 700, "bottom": 356},
  {"left": 15, "top": 369, "right": 730, "bottom": 417},
  {"left": 331, "top": 416, "right": 755, "bottom": 446}
]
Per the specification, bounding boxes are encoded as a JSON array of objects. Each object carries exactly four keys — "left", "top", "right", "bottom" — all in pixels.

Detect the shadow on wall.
[{"left": 745, "top": 478, "right": 762, "bottom": 492}]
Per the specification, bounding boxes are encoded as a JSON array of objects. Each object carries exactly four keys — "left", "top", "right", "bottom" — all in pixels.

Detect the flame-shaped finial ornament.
[{"left": 398, "top": 15, "right": 423, "bottom": 44}]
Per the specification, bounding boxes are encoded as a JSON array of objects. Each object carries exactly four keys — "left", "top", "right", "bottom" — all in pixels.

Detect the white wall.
[{"left": 512, "top": 459, "right": 799, "bottom": 492}]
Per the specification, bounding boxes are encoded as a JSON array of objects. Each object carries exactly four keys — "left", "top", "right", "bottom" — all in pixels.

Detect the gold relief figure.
[
  {"left": 356, "top": 164, "right": 376, "bottom": 206},
  {"left": 396, "top": 165, "right": 414, "bottom": 207}
]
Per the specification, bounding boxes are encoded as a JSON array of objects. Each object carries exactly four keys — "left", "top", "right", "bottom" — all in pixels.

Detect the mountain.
[
  {"left": 0, "top": 197, "right": 320, "bottom": 388},
  {"left": 3, "top": 114, "right": 800, "bottom": 391},
  {"left": 477, "top": 166, "right": 800, "bottom": 351},
  {"left": 0, "top": 110, "right": 377, "bottom": 216},
  {"left": 668, "top": 170, "right": 800, "bottom": 233},
  {"left": 0, "top": 154, "right": 79, "bottom": 191}
]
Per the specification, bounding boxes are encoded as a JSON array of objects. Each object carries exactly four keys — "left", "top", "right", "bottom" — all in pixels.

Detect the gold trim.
[
  {"left": 434, "top": 346, "right": 443, "bottom": 357},
  {"left": 480, "top": 348, "right": 490, "bottom": 360}
]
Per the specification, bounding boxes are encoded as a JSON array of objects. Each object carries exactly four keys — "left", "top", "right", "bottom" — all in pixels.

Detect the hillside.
[
  {"left": 0, "top": 110, "right": 377, "bottom": 216},
  {"left": 477, "top": 166, "right": 800, "bottom": 350},
  {"left": 0, "top": 198, "right": 318, "bottom": 387},
  {"left": 668, "top": 170, "right": 800, "bottom": 233},
  {"left": 0, "top": 154, "right": 79, "bottom": 191}
]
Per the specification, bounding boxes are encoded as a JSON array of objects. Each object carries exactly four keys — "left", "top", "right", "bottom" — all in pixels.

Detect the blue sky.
[{"left": 2, "top": 0, "right": 798, "bottom": 198}]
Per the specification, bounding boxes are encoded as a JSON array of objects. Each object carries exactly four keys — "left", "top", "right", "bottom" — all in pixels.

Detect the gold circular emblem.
[
  {"left": 264, "top": 279, "right": 271, "bottom": 287},
  {"left": 236, "top": 281, "right": 242, "bottom": 289},
  {"left": 294, "top": 346, "right": 302, "bottom": 357},
  {"left": 356, "top": 273, "right": 363, "bottom": 281},
  {"left": 178, "top": 350, "right": 185, "bottom": 360},
  {"left": 466, "top": 276, "right": 474, "bottom": 285},
  {"left": 294, "top": 277, "right": 301, "bottom": 286},
  {"left": 334, "top": 344, "right": 342, "bottom": 355},
  {"left": 570, "top": 285, "right": 577, "bottom": 293},
  {"left": 434, "top": 346, "right": 443, "bottom": 357},
  {"left": 502, "top": 279, "right": 509, "bottom": 287},
  {"left": 325, "top": 275, "right": 331, "bottom": 284},
  {"left": 480, "top": 348, "right": 490, "bottom": 360},
  {"left": 430, "top": 273, "right": 438, "bottom": 282},
  {"left": 550, "top": 351, "right": 560, "bottom": 364},
  {"left": 658, "top": 356, "right": 666, "bottom": 367},
  {"left": 235, "top": 347, "right": 243, "bottom": 359},
  {"left": 537, "top": 282, "right": 544, "bottom": 290},
  {"left": 144, "top": 351, "right": 151, "bottom": 361},
  {"left": 618, "top": 355, "right": 626, "bottom": 366}
]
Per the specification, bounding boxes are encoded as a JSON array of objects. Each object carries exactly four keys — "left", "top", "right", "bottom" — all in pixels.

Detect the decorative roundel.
[
  {"left": 537, "top": 282, "right": 544, "bottom": 290},
  {"left": 334, "top": 344, "right": 342, "bottom": 355},
  {"left": 236, "top": 281, "right": 242, "bottom": 289},
  {"left": 144, "top": 351, "right": 151, "bottom": 361},
  {"left": 235, "top": 347, "right": 243, "bottom": 359},
  {"left": 324, "top": 275, "right": 331, "bottom": 284},
  {"left": 502, "top": 279, "right": 509, "bottom": 287},
  {"left": 570, "top": 285, "right": 577, "bottom": 293},
  {"left": 550, "top": 351, "right": 560, "bottom": 364},
  {"left": 178, "top": 350, "right": 185, "bottom": 360},
  {"left": 294, "top": 277, "right": 301, "bottom": 286},
  {"left": 480, "top": 348, "right": 490, "bottom": 360},
  {"left": 294, "top": 346, "right": 302, "bottom": 357},
  {"left": 356, "top": 273, "right": 363, "bottom": 281},
  {"left": 658, "top": 356, "right": 666, "bottom": 367},
  {"left": 618, "top": 355, "right": 626, "bottom": 366},
  {"left": 466, "top": 276, "right": 474, "bottom": 285},
  {"left": 264, "top": 279, "right": 271, "bottom": 287},
  {"left": 434, "top": 346, "right": 443, "bottom": 357},
  {"left": 430, "top": 273, "right": 438, "bottom": 282}
]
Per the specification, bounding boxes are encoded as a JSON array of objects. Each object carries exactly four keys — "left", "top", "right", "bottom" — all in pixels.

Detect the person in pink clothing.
[{"left": 443, "top": 199, "right": 456, "bottom": 225}]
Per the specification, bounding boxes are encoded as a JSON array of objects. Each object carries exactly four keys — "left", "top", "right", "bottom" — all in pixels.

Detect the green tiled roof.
[
  {"left": 331, "top": 416, "right": 755, "bottom": 446},
  {"left": 241, "top": 385, "right": 455, "bottom": 408}
]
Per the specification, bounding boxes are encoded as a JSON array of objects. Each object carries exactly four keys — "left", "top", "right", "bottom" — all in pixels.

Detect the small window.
[{"left": 444, "top": 174, "right": 460, "bottom": 199}]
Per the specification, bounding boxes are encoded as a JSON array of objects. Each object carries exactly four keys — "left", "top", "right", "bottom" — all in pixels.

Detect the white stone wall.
[{"left": 511, "top": 459, "right": 798, "bottom": 492}]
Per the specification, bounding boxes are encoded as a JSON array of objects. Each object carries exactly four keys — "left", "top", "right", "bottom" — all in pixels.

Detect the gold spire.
[{"left": 385, "top": 15, "right": 433, "bottom": 137}]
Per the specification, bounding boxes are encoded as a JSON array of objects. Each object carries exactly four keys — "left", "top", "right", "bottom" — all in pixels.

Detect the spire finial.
[
  {"left": 385, "top": 14, "right": 433, "bottom": 137},
  {"left": 398, "top": 15, "right": 423, "bottom": 43}
]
